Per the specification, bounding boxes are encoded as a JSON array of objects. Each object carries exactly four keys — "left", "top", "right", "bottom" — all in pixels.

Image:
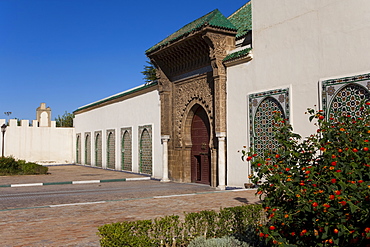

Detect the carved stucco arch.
[
  {"left": 181, "top": 101, "right": 213, "bottom": 149},
  {"left": 174, "top": 76, "right": 213, "bottom": 147}
]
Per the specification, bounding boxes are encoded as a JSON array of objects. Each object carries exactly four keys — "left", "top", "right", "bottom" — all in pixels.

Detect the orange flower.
[
  {"left": 300, "top": 229, "right": 307, "bottom": 236},
  {"left": 340, "top": 128, "right": 345, "bottom": 131}
]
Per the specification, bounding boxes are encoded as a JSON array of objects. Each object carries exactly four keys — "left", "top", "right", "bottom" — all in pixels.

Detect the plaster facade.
[{"left": 73, "top": 84, "right": 162, "bottom": 179}]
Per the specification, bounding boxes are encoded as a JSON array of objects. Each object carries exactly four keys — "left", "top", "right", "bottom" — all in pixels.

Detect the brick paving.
[
  {"left": 0, "top": 165, "right": 260, "bottom": 246},
  {"left": 0, "top": 165, "right": 146, "bottom": 185}
]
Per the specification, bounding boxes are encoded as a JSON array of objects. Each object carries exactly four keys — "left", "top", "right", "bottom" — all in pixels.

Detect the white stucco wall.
[
  {"left": 74, "top": 86, "right": 162, "bottom": 179},
  {"left": 0, "top": 119, "right": 75, "bottom": 164},
  {"left": 226, "top": 0, "right": 370, "bottom": 187}
]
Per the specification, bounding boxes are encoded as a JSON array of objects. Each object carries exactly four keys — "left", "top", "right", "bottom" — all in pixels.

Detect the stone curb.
[{"left": 0, "top": 177, "right": 151, "bottom": 188}]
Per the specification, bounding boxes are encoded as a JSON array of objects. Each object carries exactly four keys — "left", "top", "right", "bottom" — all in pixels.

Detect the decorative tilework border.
[{"left": 322, "top": 72, "right": 370, "bottom": 115}]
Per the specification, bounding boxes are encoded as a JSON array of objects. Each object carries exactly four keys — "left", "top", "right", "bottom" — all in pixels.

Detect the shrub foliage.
[
  {"left": 98, "top": 204, "right": 265, "bottom": 247},
  {"left": 0, "top": 156, "right": 48, "bottom": 175},
  {"left": 243, "top": 102, "right": 370, "bottom": 246}
]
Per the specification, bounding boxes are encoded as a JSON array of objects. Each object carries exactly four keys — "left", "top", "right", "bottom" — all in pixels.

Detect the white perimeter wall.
[
  {"left": 0, "top": 119, "right": 75, "bottom": 164},
  {"left": 74, "top": 88, "right": 162, "bottom": 179},
  {"left": 227, "top": 0, "right": 370, "bottom": 187}
]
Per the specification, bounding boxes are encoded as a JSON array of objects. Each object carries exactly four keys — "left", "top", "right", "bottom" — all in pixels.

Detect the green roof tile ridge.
[
  {"left": 223, "top": 47, "right": 252, "bottom": 62},
  {"left": 228, "top": 1, "right": 252, "bottom": 39},
  {"left": 146, "top": 9, "right": 237, "bottom": 54}
]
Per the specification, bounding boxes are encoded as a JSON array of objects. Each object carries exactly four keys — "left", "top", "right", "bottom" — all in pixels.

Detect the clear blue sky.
[{"left": 0, "top": 0, "right": 248, "bottom": 121}]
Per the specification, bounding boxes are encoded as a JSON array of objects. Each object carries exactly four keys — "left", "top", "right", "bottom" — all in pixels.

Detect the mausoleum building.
[{"left": 74, "top": 0, "right": 370, "bottom": 188}]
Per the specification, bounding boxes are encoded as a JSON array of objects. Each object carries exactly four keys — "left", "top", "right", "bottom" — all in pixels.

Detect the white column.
[
  {"left": 161, "top": 135, "right": 170, "bottom": 182},
  {"left": 216, "top": 132, "right": 226, "bottom": 190}
]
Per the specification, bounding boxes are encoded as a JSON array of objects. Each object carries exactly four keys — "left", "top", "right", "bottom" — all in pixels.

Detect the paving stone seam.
[{"left": 0, "top": 177, "right": 151, "bottom": 188}]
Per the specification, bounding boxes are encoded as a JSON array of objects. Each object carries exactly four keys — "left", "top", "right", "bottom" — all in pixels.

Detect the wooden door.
[{"left": 191, "top": 107, "right": 211, "bottom": 185}]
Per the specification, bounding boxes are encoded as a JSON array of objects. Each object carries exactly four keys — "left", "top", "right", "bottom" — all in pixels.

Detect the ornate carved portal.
[{"left": 147, "top": 27, "right": 235, "bottom": 187}]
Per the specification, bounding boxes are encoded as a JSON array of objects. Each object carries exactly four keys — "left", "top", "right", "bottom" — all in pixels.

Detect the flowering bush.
[{"left": 244, "top": 102, "right": 370, "bottom": 246}]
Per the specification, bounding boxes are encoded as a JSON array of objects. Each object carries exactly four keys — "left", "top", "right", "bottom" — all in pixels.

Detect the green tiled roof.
[
  {"left": 146, "top": 9, "right": 237, "bottom": 54},
  {"left": 223, "top": 47, "right": 252, "bottom": 62},
  {"left": 228, "top": 1, "right": 252, "bottom": 39}
]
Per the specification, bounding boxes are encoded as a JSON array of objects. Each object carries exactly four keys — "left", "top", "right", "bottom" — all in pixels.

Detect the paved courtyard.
[{"left": 0, "top": 165, "right": 260, "bottom": 246}]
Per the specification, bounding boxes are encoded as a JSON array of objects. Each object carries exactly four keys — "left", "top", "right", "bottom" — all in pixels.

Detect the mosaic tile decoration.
[
  {"left": 106, "top": 130, "right": 116, "bottom": 169},
  {"left": 249, "top": 88, "right": 289, "bottom": 156},
  {"left": 322, "top": 73, "right": 370, "bottom": 121},
  {"left": 139, "top": 125, "right": 153, "bottom": 175},
  {"left": 84, "top": 133, "right": 91, "bottom": 165},
  {"left": 121, "top": 127, "right": 132, "bottom": 171},
  {"left": 76, "top": 134, "right": 81, "bottom": 164},
  {"left": 94, "top": 131, "right": 102, "bottom": 167}
]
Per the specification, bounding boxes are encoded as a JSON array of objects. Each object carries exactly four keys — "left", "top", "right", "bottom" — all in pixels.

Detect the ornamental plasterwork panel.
[
  {"left": 174, "top": 76, "right": 213, "bottom": 147},
  {"left": 204, "top": 33, "right": 227, "bottom": 58}
]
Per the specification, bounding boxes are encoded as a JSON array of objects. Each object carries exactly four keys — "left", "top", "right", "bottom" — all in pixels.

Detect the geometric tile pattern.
[
  {"left": 139, "top": 125, "right": 152, "bottom": 175},
  {"left": 249, "top": 88, "right": 289, "bottom": 156},
  {"left": 106, "top": 130, "right": 115, "bottom": 169},
  {"left": 94, "top": 131, "right": 102, "bottom": 167},
  {"left": 121, "top": 127, "right": 132, "bottom": 171},
  {"left": 322, "top": 73, "right": 370, "bottom": 121},
  {"left": 76, "top": 134, "right": 81, "bottom": 164},
  {"left": 84, "top": 132, "right": 91, "bottom": 165}
]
